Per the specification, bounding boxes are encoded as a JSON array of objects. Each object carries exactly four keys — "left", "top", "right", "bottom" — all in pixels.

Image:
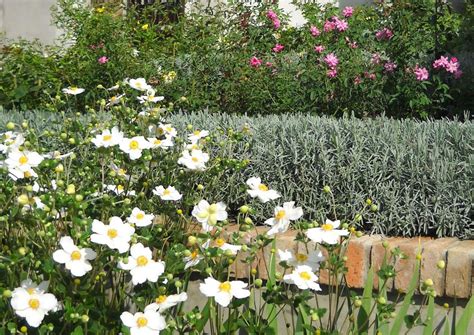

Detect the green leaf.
[
  {"left": 423, "top": 295, "right": 435, "bottom": 335},
  {"left": 356, "top": 267, "right": 374, "bottom": 335},
  {"left": 71, "top": 326, "right": 84, "bottom": 335},
  {"left": 296, "top": 303, "right": 310, "bottom": 334},
  {"left": 195, "top": 299, "right": 210, "bottom": 333},
  {"left": 266, "top": 238, "right": 278, "bottom": 335},
  {"left": 389, "top": 260, "right": 420, "bottom": 335},
  {"left": 455, "top": 295, "right": 474, "bottom": 334}
]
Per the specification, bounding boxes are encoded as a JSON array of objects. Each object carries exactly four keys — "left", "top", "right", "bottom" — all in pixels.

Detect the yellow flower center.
[
  {"left": 275, "top": 210, "right": 286, "bottom": 220},
  {"left": 129, "top": 140, "right": 139, "bottom": 150},
  {"left": 258, "top": 184, "right": 269, "bottom": 191},
  {"left": 136, "top": 255, "right": 148, "bottom": 266},
  {"left": 28, "top": 298, "right": 40, "bottom": 309},
  {"left": 191, "top": 157, "right": 199, "bottom": 162},
  {"left": 219, "top": 281, "right": 232, "bottom": 292},
  {"left": 156, "top": 295, "right": 167, "bottom": 304},
  {"left": 296, "top": 253, "right": 308, "bottom": 262},
  {"left": 19, "top": 155, "right": 28, "bottom": 165},
  {"left": 118, "top": 169, "right": 126, "bottom": 176},
  {"left": 163, "top": 189, "right": 171, "bottom": 196},
  {"left": 193, "top": 130, "right": 201, "bottom": 136},
  {"left": 191, "top": 250, "right": 199, "bottom": 259},
  {"left": 216, "top": 238, "right": 226, "bottom": 247},
  {"left": 71, "top": 87, "right": 78, "bottom": 92},
  {"left": 24, "top": 171, "right": 32, "bottom": 178},
  {"left": 136, "top": 316, "right": 148, "bottom": 327},
  {"left": 299, "top": 271, "right": 312, "bottom": 281},
  {"left": 154, "top": 139, "right": 162, "bottom": 145},
  {"left": 103, "top": 134, "right": 112, "bottom": 141},
  {"left": 71, "top": 250, "right": 82, "bottom": 261},
  {"left": 107, "top": 229, "right": 118, "bottom": 238},
  {"left": 321, "top": 223, "right": 334, "bottom": 231},
  {"left": 166, "top": 127, "right": 172, "bottom": 132},
  {"left": 117, "top": 185, "right": 124, "bottom": 191},
  {"left": 27, "top": 288, "right": 35, "bottom": 295},
  {"left": 136, "top": 82, "right": 142, "bottom": 89},
  {"left": 136, "top": 213, "right": 145, "bottom": 220},
  {"left": 208, "top": 204, "right": 218, "bottom": 214}
]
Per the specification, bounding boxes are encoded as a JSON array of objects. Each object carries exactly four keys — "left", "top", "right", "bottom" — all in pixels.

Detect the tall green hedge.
[{"left": 1, "top": 110, "right": 472, "bottom": 238}]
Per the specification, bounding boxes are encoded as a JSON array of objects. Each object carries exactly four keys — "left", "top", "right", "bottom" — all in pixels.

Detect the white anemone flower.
[
  {"left": 145, "top": 292, "right": 188, "bottom": 312},
  {"left": 120, "top": 309, "right": 166, "bottom": 335},
  {"left": 137, "top": 94, "right": 164, "bottom": 104},
  {"left": 278, "top": 249, "right": 324, "bottom": 271},
  {"left": 119, "top": 136, "right": 152, "bottom": 160},
  {"left": 157, "top": 123, "right": 177, "bottom": 138},
  {"left": 109, "top": 163, "right": 130, "bottom": 180},
  {"left": 10, "top": 280, "right": 58, "bottom": 328},
  {"left": 188, "top": 129, "right": 209, "bottom": 143},
  {"left": 127, "top": 207, "right": 154, "bottom": 227},
  {"left": 0, "top": 132, "right": 24, "bottom": 153},
  {"left": 90, "top": 217, "right": 135, "bottom": 253},
  {"left": 104, "top": 184, "right": 136, "bottom": 196},
  {"left": 199, "top": 278, "right": 250, "bottom": 307},
  {"left": 265, "top": 201, "right": 303, "bottom": 236},
  {"left": 177, "top": 149, "right": 209, "bottom": 170},
  {"left": 62, "top": 87, "right": 85, "bottom": 95},
  {"left": 147, "top": 136, "right": 174, "bottom": 149},
  {"left": 6, "top": 150, "right": 44, "bottom": 180},
  {"left": 106, "top": 94, "right": 125, "bottom": 107},
  {"left": 283, "top": 265, "right": 321, "bottom": 291},
  {"left": 128, "top": 78, "right": 151, "bottom": 91},
  {"left": 185, "top": 142, "right": 201, "bottom": 151},
  {"left": 118, "top": 243, "right": 165, "bottom": 285},
  {"left": 214, "top": 238, "right": 241, "bottom": 255},
  {"left": 152, "top": 185, "right": 182, "bottom": 201},
  {"left": 246, "top": 177, "right": 280, "bottom": 203},
  {"left": 306, "top": 219, "right": 349, "bottom": 245},
  {"left": 192, "top": 200, "right": 227, "bottom": 232},
  {"left": 52, "top": 236, "right": 97, "bottom": 277},
  {"left": 91, "top": 127, "right": 124, "bottom": 148}
]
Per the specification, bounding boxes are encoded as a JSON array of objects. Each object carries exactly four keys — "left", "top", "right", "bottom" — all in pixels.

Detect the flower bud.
[
  {"left": 20, "top": 326, "right": 28, "bottom": 333},
  {"left": 187, "top": 236, "right": 197, "bottom": 246},
  {"left": 81, "top": 315, "right": 89, "bottom": 323},
  {"left": 254, "top": 279, "right": 263, "bottom": 287},
  {"left": 354, "top": 299, "right": 362, "bottom": 307},
  {"left": 244, "top": 217, "right": 253, "bottom": 225},
  {"left": 366, "top": 198, "right": 372, "bottom": 205},
  {"left": 6, "top": 122, "right": 15, "bottom": 130},
  {"left": 175, "top": 280, "right": 183, "bottom": 288},
  {"left": 2, "top": 289, "right": 12, "bottom": 298},
  {"left": 18, "top": 247, "right": 27, "bottom": 256},
  {"left": 370, "top": 204, "right": 378, "bottom": 212},
  {"left": 355, "top": 214, "right": 362, "bottom": 222},
  {"left": 377, "top": 297, "right": 386, "bottom": 305},
  {"left": 437, "top": 260, "right": 445, "bottom": 269},
  {"left": 240, "top": 205, "right": 250, "bottom": 214},
  {"left": 311, "top": 313, "right": 319, "bottom": 321},
  {"left": 197, "top": 184, "right": 204, "bottom": 191},
  {"left": 66, "top": 184, "right": 76, "bottom": 195},
  {"left": 55, "top": 164, "right": 64, "bottom": 173},
  {"left": 424, "top": 279, "right": 434, "bottom": 287},
  {"left": 323, "top": 185, "right": 331, "bottom": 193},
  {"left": 17, "top": 194, "right": 29, "bottom": 205}
]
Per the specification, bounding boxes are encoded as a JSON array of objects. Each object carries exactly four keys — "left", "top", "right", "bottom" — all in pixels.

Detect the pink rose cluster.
[
  {"left": 324, "top": 16, "right": 349, "bottom": 32},
  {"left": 324, "top": 53, "right": 339, "bottom": 78},
  {"left": 266, "top": 10, "right": 280, "bottom": 30},
  {"left": 375, "top": 27, "right": 394, "bottom": 41},
  {"left": 433, "top": 56, "right": 462, "bottom": 78},
  {"left": 414, "top": 65, "right": 429, "bottom": 81},
  {"left": 272, "top": 44, "right": 284, "bottom": 53},
  {"left": 98, "top": 56, "right": 109, "bottom": 64},
  {"left": 310, "top": 26, "right": 320, "bottom": 37},
  {"left": 342, "top": 6, "right": 354, "bottom": 18},
  {"left": 250, "top": 56, "right": 262, "bottom": 68},
  {"left": 384, "top": 61, "right": 397, "bottom": 73}
]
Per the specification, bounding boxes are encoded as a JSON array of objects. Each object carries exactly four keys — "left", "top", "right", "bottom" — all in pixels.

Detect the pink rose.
[
  {"left": 384, "top": 61, "right": 397, "bottom": 73},
  {"left": 314, "top": 45, "right": 325, "bottom": 53},
  {"left": 273, "top": 18, "right": 281, "bottom": 29},
  {"left": 310, "top": 26, "right": 320, "bottom": 37},
  {"left": 327, "top": 69, "right": 338, "bottom": 78},
  {"left": 433, "top": 56, "right": 449, "bottom": 69},
  {"left": 323, "top": 20, "right": 335, "bottom": 32},
  {"left": 272, "top": 44, "right": 284, "bottom": 53},
  {"left": 333, "top": 17, "right": 348, "bottom": 32},
  {"left": 324, "top": 53, "right": 339, "bottom": 69},
  {"left": 342, "top": 6, "right": 354, "bottom": 18},
  {"left": 250, "top": 56, "right": 262, "bottom": 68},
  {"left": 375, "top": 28, "right": 393, "bottom": 41},
  {"left": 266, "top": 10, "right": 278, "bottom": 21},
  {"left": 414, "top": 66, "right": 429, "bottom": 81},
  {"left": 98, "top": 56, "right": 109, "bottom": 64}
]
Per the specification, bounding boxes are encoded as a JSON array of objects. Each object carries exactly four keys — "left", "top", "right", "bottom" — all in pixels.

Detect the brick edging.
[{"left": 218, "top": 226, "right": 474, "bottom": 298}]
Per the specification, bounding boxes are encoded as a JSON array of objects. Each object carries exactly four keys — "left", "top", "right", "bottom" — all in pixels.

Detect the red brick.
[
  {"left": 421, "top": 238, "right": 459, "bottom": 297},
  {"left": 393, "top": 237, "right": 432, "bottom": 293},
  {"left": 345, "top": 235, "right": 382, "bottom": 288},
  {"left": 445, "top": 241, "right": 474, "bottom": 298}
]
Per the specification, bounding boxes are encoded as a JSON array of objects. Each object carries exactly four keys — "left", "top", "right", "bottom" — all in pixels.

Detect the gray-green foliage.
[
  {"left": 167, "top": 111, "right": 473, "bottom": 239},
  {"left": 1, "top": 110, "right": 473, "bottom": 238}
]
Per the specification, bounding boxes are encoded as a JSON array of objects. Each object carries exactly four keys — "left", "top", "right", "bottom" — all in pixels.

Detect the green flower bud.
[
  {"left": 437, "top": 260, "right": 445, "bottom": 269},
  {"left": 66, "top": 184, "right": 76, "bottom": 194},
  {"left": 254, "top": 278, "right": 263, "bottom": 287},
  {"left": 17, "top": 194, "right": 29, "bottom": 205},
  {"left": 2, "top": 289, "right": 12, "bottom": 298},
  {"left": 323, "top": 185, "right": 331, "bottom": 193},
  {"left": 6, "top": 122, "right": 15, "bottom": 130},
  {"left": 240, "top": 205, "right": 249, "bottom": 214}
]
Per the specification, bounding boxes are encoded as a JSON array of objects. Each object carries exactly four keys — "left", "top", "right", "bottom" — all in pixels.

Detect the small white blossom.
[
  {"left": 199, "top": 278, "right": 250, "bottom": 307},
  {"left": 153, "top": 185, "right": 182, "bottom": 201},
  {"left": 62, "top": 87, "right": 85, "bottom": 95},
  {"left": 127, "top": 207, "right": 154, "bottom": 227},
  {"left": 104, "top": 184, "right": 136, "bottom": 196},
  {"left": 188, "top": 129, "right": 209, "bottom": 143},
  {"left": 178, "top": 149, "right": 209, "bottom": 170},
  {"left": 147, "top": 136, "right": 174, "bottom": 149},
  {"left": 283, "top": 265, "right": 321, "bottom": 291},
  {"left": 10, "top": 280, "right": 58, "bottom": 328},
  {"left": 91, "top": 127, "right": 124, "bottom": 148},
  {"left": 192, "top": 200, "right": 227, "bottom": 232},
  {"left": 265, "top": 202, "right": 303, "bottom": 235},
  {"left": 214, "top": 238, "right": 241, "bottom": 255},
  {"left": 0, "top": 132, "right": 24, "bottom": 153},
  {"left": 306, "top": 219, "right": 349, "bottom": 245},
  {"left": 90, "top": 217, "right": 135, "bottom": 253},
  {"left": 128, "top": 78, "right": 151, "bottom": 91},
  {"left": 52, "top": 236, "right": 96, "bottom": 277},
  {"left": 246, "top": 177, "right": 280, "bottom": 203},
  {"left": 157, "top": 123, "right": 177, "bottom": 138},
  {"left": 118, "top": 243, "right": 165, "bottom": 285},
  {"left": 278, "top": 249, "right": 324, "bottom": 271},
  {"left": 145, "top": 292, "right": 188, "bottom": 312},
  {"left": 6, "top": 150, "right": 44, "bottom": 180},
  {"left": 119, "top": 136, "right": 152, "bottom": 160},
  {"left": 120, "top": 308, "right": 166, "bottom": 335}
]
